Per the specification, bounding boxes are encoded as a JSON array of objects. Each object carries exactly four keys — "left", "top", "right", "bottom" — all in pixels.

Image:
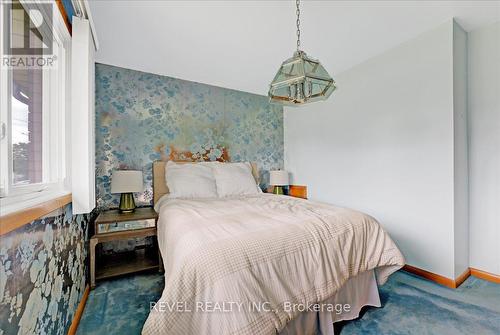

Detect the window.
[
  {"left": 12, "top": 64, "right": 44, "bottom": 185},
  {"left": 0, "top": 1, "right": 70, "bottom": 209}
]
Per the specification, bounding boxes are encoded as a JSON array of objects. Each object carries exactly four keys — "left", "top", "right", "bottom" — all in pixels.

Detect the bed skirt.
[{"left": 279, "top": 270, "right": 380, "bottom": 335}]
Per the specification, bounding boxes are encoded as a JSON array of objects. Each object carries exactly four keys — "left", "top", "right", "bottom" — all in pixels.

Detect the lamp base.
[
  {"left": 119, "top": 193, "right": 136, "bottom": 213},
  {"left": 273, "top": 186, "right": 284, "bottom": 195}
]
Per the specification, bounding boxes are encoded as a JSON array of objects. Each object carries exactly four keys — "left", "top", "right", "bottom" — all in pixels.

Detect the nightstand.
[
  {"left": 90, "top": 207, "right": 163, "bottom": 289},
  {"left": 288, "top": 185, "right": 307, "bottom": 199},
  {"left": 266, "top": 185, "right": 308, "bottom": 199}
]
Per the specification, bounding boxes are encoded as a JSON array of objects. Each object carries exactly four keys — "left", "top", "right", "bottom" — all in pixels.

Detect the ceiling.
[{"left": 88, "top": 0, "right": 500, "bottom": 95}]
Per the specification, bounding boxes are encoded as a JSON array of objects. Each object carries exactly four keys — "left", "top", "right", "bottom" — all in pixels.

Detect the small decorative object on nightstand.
[
  {"left": 111, "top": 170, "right": 143, "bottom": 213},
  {"left": 90, "top": 207, "right": 162, "bottom": 289},
  {"left": 270, "top": 170, "right": 289, "bottom": 195},
  {"left": 289, "top": 185, "right": 307, "bottom": 199}
]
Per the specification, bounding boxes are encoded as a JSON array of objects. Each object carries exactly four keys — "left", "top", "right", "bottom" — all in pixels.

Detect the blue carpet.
[
  {"left": 77, "top": 271, "right": 500, "bottom": 335},
  {"left": 77, "top": 274, "right": 164, "bottom": 335}
]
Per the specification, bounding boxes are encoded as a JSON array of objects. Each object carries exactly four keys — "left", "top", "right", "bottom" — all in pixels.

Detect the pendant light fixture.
[{"left": 268, "top": 0, "right": 336, "bottom": 106}]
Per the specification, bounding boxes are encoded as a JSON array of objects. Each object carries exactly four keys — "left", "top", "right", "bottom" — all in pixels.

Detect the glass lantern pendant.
[{"left": 269, "top": 0, "right": 336, "bottom": 106}]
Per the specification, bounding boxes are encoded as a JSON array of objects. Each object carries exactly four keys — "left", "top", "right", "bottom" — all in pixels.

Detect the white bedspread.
[{"left": 143, "top": 194, "right": 404, "bottom": 335}]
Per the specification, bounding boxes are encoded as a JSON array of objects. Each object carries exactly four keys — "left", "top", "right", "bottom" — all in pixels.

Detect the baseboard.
[
  {"left": 454, "top": 268, "right": 471, "bottom": 288},
  {"left": 67, "top": 284, "right": 90, "bottom": 335},
  {"left": 470, "top": 268, "right": 500, "bottom": 284},
  {"left": 403, "top": 265, "right": 456, "bottom": 288},
  {"left": 403, "top": 264, "right": 500, "bottom": 288}
]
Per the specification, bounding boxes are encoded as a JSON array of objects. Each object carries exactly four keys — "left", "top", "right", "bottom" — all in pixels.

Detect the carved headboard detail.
[{"left": 154, "top": 145, "right": 230, "bottom": 162}]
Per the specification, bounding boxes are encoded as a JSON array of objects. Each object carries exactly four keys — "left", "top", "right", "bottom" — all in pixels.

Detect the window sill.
[{"left": 0, "top": 190, "right": 72, "bottom": 236}]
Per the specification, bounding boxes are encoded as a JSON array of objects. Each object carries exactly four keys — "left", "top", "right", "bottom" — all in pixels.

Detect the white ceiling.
[{"left": 88, "top": 0, "right": 500, "bottom": 95}]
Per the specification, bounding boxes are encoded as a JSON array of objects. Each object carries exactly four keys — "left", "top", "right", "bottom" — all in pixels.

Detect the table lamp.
[
  {"left": 111, "top": 170, "right": 143, "bottom": 213},
  {"left": 269, "top": 170, "right": 289, "bottom": 195}
]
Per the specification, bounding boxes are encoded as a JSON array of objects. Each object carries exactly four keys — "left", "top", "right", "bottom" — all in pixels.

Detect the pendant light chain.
[
  {"left": 268, "top": 0, "right": 336, "bottom": 105},
  {"left": 296, "top": 0, "right": 301, "bottom": 51}
]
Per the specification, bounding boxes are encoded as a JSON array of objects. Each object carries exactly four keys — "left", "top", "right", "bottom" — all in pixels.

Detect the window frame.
[{"left": 0, "top": 0, "right": 72, "bottom": 213}]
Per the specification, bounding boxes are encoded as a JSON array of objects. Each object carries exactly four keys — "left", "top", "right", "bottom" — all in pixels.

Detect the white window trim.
[
  {"left": 0, "top": 0, "right": 72, "bottom": 215},
  {"left": 0, "top": 0, "right": 10, "bottom": 198}
]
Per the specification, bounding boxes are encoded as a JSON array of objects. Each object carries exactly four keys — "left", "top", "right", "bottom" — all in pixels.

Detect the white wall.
[
  {"left": 285, "top": 20, "right": 468, "bottom": 279},
  {"left": 468, "top": 21, "right": 500, "bottom": 276},
  {"left": 452, "top": 22, "right": 469, "bottom": 279}
]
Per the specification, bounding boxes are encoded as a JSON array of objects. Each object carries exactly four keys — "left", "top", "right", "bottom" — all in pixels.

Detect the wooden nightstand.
[
  {"left": 90, "top": 207, "right": 163, "bottom": 289},
  {"left": 288, "top": 185, "right": 307, "bottom": 199},
  {"left": 266, "top": 185, "right": 308, "bottom": 199}
]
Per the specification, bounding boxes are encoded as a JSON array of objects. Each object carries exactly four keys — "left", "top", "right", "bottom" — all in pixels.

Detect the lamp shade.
[
  {"left": 269, "top": 51, "right": 336, "bottom": 106},
  {"left": 111, "top": 170, "right": 143, "bottom": 193},
  {"left": 269, "top": 170, "right": 289, "bottom": 186}
]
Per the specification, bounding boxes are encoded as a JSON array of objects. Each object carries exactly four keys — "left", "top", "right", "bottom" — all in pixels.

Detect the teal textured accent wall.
[
  {"left": 0, "top": 204, "right": 90, "bottom": 334},
  {"left": 95, "top": 63, "right": 284, "bottom": 209}
]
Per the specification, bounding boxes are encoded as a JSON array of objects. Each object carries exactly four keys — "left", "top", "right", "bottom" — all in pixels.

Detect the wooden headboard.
[{"left": 152, "top": 161, "right": 260, "bottom": 205}]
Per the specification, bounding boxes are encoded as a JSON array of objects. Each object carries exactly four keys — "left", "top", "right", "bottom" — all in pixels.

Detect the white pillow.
[
  {"left": 212, "top": 162, "right": 260, "bottom": 197},
  {"left": 165, "top": 161, "right": 218, "bottom": 198}
]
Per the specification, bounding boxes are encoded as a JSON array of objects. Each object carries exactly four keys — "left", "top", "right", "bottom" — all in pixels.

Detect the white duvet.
[{"left": 143, "top": 194, "right": 405, "bottom": 335}]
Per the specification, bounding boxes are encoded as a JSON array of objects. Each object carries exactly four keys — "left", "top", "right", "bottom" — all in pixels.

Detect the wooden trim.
[
  {"left": 404, "top": 265, "right": 500, "bottom": 288},
  {"left": 0, "top": 194, "right": 72, "bottom": 236},
  {"left": 470, "top": 268, "right": 500, "bottom": 284},
  {"left": 455, "top": 268, "right": 471, "bottom": 287},
  {"left": 403, "top": 264, "right": 457, "bottom": 288},
  {"left": 403, "top": 265, "right": 471, "bottom": 289},
  {"left": 55, "top": 0, "right": 72, "bottom": 35},
  {"left": 67, "top": 284, "right": 90, "bottom": 335}
]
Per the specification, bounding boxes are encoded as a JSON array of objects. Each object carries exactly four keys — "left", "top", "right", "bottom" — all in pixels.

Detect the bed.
[{"left": 142, "top": 161, "right": 405, "bottom": 335}]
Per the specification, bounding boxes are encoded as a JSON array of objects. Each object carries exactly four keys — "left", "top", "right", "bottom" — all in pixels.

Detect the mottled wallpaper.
[
  {"left": 95, "top": 63, "right": 284, "bottom": 209},
  {"left": 0, "top": 204, "right": 90, "bottom": 335}
]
